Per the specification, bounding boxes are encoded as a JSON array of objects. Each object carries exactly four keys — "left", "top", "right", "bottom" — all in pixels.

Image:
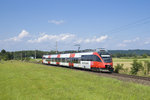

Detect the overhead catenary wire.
[{"left": 103, "top": 16, "right": 150, "bottom": 34}]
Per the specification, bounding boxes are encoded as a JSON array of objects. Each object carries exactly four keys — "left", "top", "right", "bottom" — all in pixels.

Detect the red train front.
[{"left": 90, "top": 51, "right": 113, "bottom": 72}]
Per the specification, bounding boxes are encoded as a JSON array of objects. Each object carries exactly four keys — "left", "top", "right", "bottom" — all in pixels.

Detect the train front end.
[
  {"left": 100, "top": 54, "right": 113, "bottom": 72},
  {"left": 97, "top": 50, "right": 113, "bottom": 72}
]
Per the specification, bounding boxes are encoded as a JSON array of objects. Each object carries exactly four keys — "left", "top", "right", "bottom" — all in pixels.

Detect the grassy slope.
[{"left": 0, "top": 61, "right": 150, "bottom": 100}]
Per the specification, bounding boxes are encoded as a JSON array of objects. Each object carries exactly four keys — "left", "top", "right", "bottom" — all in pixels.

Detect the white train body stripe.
[
  {"left": 81, "top": 61, "right": 91, "bottom": 69},
  {"left": 60, "top": 62, "right": 69, "bottom": 66},
  {"left": 60, "top": 54, "right": 70, "bottom": 58},
  {"left": 101, "top": 55, "right": 110, "bottom": 57},
  {"left": 43, "top": 55, "right": 50, "bottom": 58},
  {"left": 74, "top": 63, "right": 82, "bottom": 68},
  {"left": 51, "top": 55, "right": 57, "bottom": 58},
  {"left": 50, "top": 62, "right": 56, "bottom": 64},
  {"left": 74, "top": 52, "right": 93, "bottom": 58},
  {"left": 43, "top": 59, "right": 48, "bottom": 64}
]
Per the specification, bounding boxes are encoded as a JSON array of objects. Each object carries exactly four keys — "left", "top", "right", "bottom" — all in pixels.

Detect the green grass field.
[{"left": 0, "top": 61, "right": 150, "bottom": 100}]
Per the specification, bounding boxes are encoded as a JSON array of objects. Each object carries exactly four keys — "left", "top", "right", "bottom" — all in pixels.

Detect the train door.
[
  {"left": 69, "top": 54, "right": 75, "bottom": 68},
  {"left": 81, "top": 55, "right": 91, "bottom": 69}
]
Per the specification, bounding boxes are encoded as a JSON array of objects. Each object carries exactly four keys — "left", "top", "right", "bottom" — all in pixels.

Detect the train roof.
[
  {"left": 43, "top": 48, "right": 110, "bottom": 57},
  {"left": 43, "top": 51, "right": 94, "bottom": 56}
]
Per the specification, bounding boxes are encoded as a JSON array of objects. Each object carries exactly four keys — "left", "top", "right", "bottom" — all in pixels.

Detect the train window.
[
  {"left": 58, "top": 58, "right": 60, "bottom": 62},
  {"left": 78, "top": 57, "right": 81, "bottom": 62},
  {"left": 74, "top": 58, "right": 77, "bottom": 63},
  {"left": 88, "top": 55, "right": 93, "bottom": 61},
  {"left": 81, "top": 55, "right": 86, "bottom": 61},
  {"left": 81, "top": 55, "right": 85, "bottom": 61},
  {"left": 46, "top": 58, "right": 50, "bottom": 61},
  {"left": 81, "top": 55, "right": 93, "bottom": 61},
  {"left": 72, "top": 58, "right": 75, "bottom": 63},
  {"left": 52, "top": 58, "right": 55, "bottom": 62},
  {"left": 81, "top": 55, "right": 101, "bottom": 62},
  {"left": 66, "top": 58, "right": 71, "bottom": 62},
  {"left": 55, "top": 58, "right": 58, "bottom": 62},
  {"left": 69, "top": 58, "right": 80, "bottom": 63},
  {"left": 93, "top": 55, "right": 101, "bottom": 62},
  {"left": 61, "top": 58, "right": 65, "bottom": 62},
  {"left": 101, "top": 57, "right": 112, "bottom": 63},
  {"left": 42, "top": 57, "right": 46, "bottom": 59},
  {"left": 72, "top": 58, "right": 78, "bottom": 63},
  {"left": 56, "top": 58, "right": 60, "bottom": 62}
]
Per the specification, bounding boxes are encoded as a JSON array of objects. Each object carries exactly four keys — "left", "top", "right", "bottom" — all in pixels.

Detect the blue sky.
[{"left": 0, "top": 0, "right": 150, "bottom": 51}]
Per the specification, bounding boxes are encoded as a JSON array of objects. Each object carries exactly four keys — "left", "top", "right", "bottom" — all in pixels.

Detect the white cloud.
[
  {"left": 28, "top": 33, "right": 108, "bottom": 45},
  {"left": 28, "top": 33, "right": 75, "bottom": 43},
  {"left": 74, "top": 39, "right": 83, "bottom": 44},
  {"left": 48, "top": 20, "right": 64, "bottom": 25},
  {"left": 75, "top": 35, "right": 108, "bottom": 44},
  {"left": 123, "top": 37, "right": 139, "bottom": 43},
  {"left": 118, "top": 37, "right": 140, "bottom": 47},
  {"left": 144, "top": 41, "right": 150, "bottom": 44},
  {"left": 5, "top": 30, "right": 29, "bottom": 42},
  {"left": 118, "top": 43, "right": 126, "bottom": 47},
  {"left": 144, "top": 39, "right": 150, "bottom": 44},
  {"left": 95, "top": 35, "right": 108, "bottom": 42},
  {"left": 142, "top": 37, "right": 150, "bottom": 45}
]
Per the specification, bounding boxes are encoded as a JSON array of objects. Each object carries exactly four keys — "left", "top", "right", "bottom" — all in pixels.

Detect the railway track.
[
  {"left": 112, "top": 73, "right": 150, "bottom": 81},
  {"left": 89, "top": 72, "right": 150, "bottom": 86},
  {"left": 34, "top": 62, "right": 150, "bottom": 86}
]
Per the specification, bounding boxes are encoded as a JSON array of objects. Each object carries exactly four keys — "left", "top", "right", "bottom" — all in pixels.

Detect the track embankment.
[
  {"left": 38, "top": 63, "right": 150, "bottom": 86},
  {"left": 93, "top": 72, "right": 150, "bottom": 86}
]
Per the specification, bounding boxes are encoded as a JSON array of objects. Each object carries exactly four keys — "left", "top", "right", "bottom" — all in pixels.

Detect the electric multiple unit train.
[{"left": 42, "top": 49, "right": 113, "bottom": 72}]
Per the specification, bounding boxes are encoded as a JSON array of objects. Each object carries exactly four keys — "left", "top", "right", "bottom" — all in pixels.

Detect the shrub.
[
  {"left": 123, "top": 68, "right": 129, "bottom": 73},
  {"left": 130, "top": 59, "right": 143, "bottom": 75},
  {"left": 144, "top": 60, "right": 150, "bottom": 75},
  {"left": 24, "top": 57, "right": 31, "bottom": 62},
  {"left": 142, "top": 54, "right": 148, "bottom": 58},
  {"left": 114, "top": 64, "right": 124, "bottom": 73}
]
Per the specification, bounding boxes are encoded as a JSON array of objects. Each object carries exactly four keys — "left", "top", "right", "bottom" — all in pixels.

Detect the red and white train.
[{"left": 42, "top": 49, "right": 113, "bottom": 72}]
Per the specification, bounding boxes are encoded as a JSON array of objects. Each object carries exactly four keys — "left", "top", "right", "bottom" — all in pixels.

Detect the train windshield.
[{"left": 98, "top": 52, "right": 112, "bottom": 63}]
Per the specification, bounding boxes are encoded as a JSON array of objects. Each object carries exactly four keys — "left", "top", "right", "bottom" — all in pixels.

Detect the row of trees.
[
  {"left": 0, "top": 49, "right": 150, "bottom": 61},
  {"left": 111, "top": 53, "right": 149, "bottom": 58},
  {"left": 0, "top": 49, "right": 13, "bottom": 61},
  {"left": 109, "top": 49, "right": 150, "bottom": 56},
  {"left": 0, "top": 49, "right": 52, "bottom": 61},
  {"left": 0, "top": 49, "right": 72, "bottom": 61}
]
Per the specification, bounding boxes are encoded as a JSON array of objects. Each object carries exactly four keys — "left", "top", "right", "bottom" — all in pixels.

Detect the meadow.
[
  {"left": 0, "top": 61, "right": 150, "bottom": 100},
  {"left": 113, "top": 57, "right": 150, "bottom": 73}
]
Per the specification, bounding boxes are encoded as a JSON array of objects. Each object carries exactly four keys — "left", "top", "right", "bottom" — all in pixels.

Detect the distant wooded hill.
[
  {"left": 108, "top": 50, "right": 150, "bottom": 57},
  {"left": 108, "top": 50, "right": 150, "bottom": 55},
  {"left": 0, "top": 49, "right": 150, "bottom": 60}
]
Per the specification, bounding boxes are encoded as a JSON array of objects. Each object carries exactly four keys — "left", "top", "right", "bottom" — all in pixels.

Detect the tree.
[
  {"left": 114, "top": 64, "right": 124, "bottom": 73},
  {"left": 144, "top": 61, "right": 150, "bottom": 75},
  {"left": 0, "top": 49, "right": 13, "bottom": 61},
  {"left": 130, "top": 59, "right": 143, "bottom": 75},
  {"left": 142, "top": 54, "right": 148, "bottom": 58},
  {"left": 1, "top": 49, "right": 6, "bottom": 54}
]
